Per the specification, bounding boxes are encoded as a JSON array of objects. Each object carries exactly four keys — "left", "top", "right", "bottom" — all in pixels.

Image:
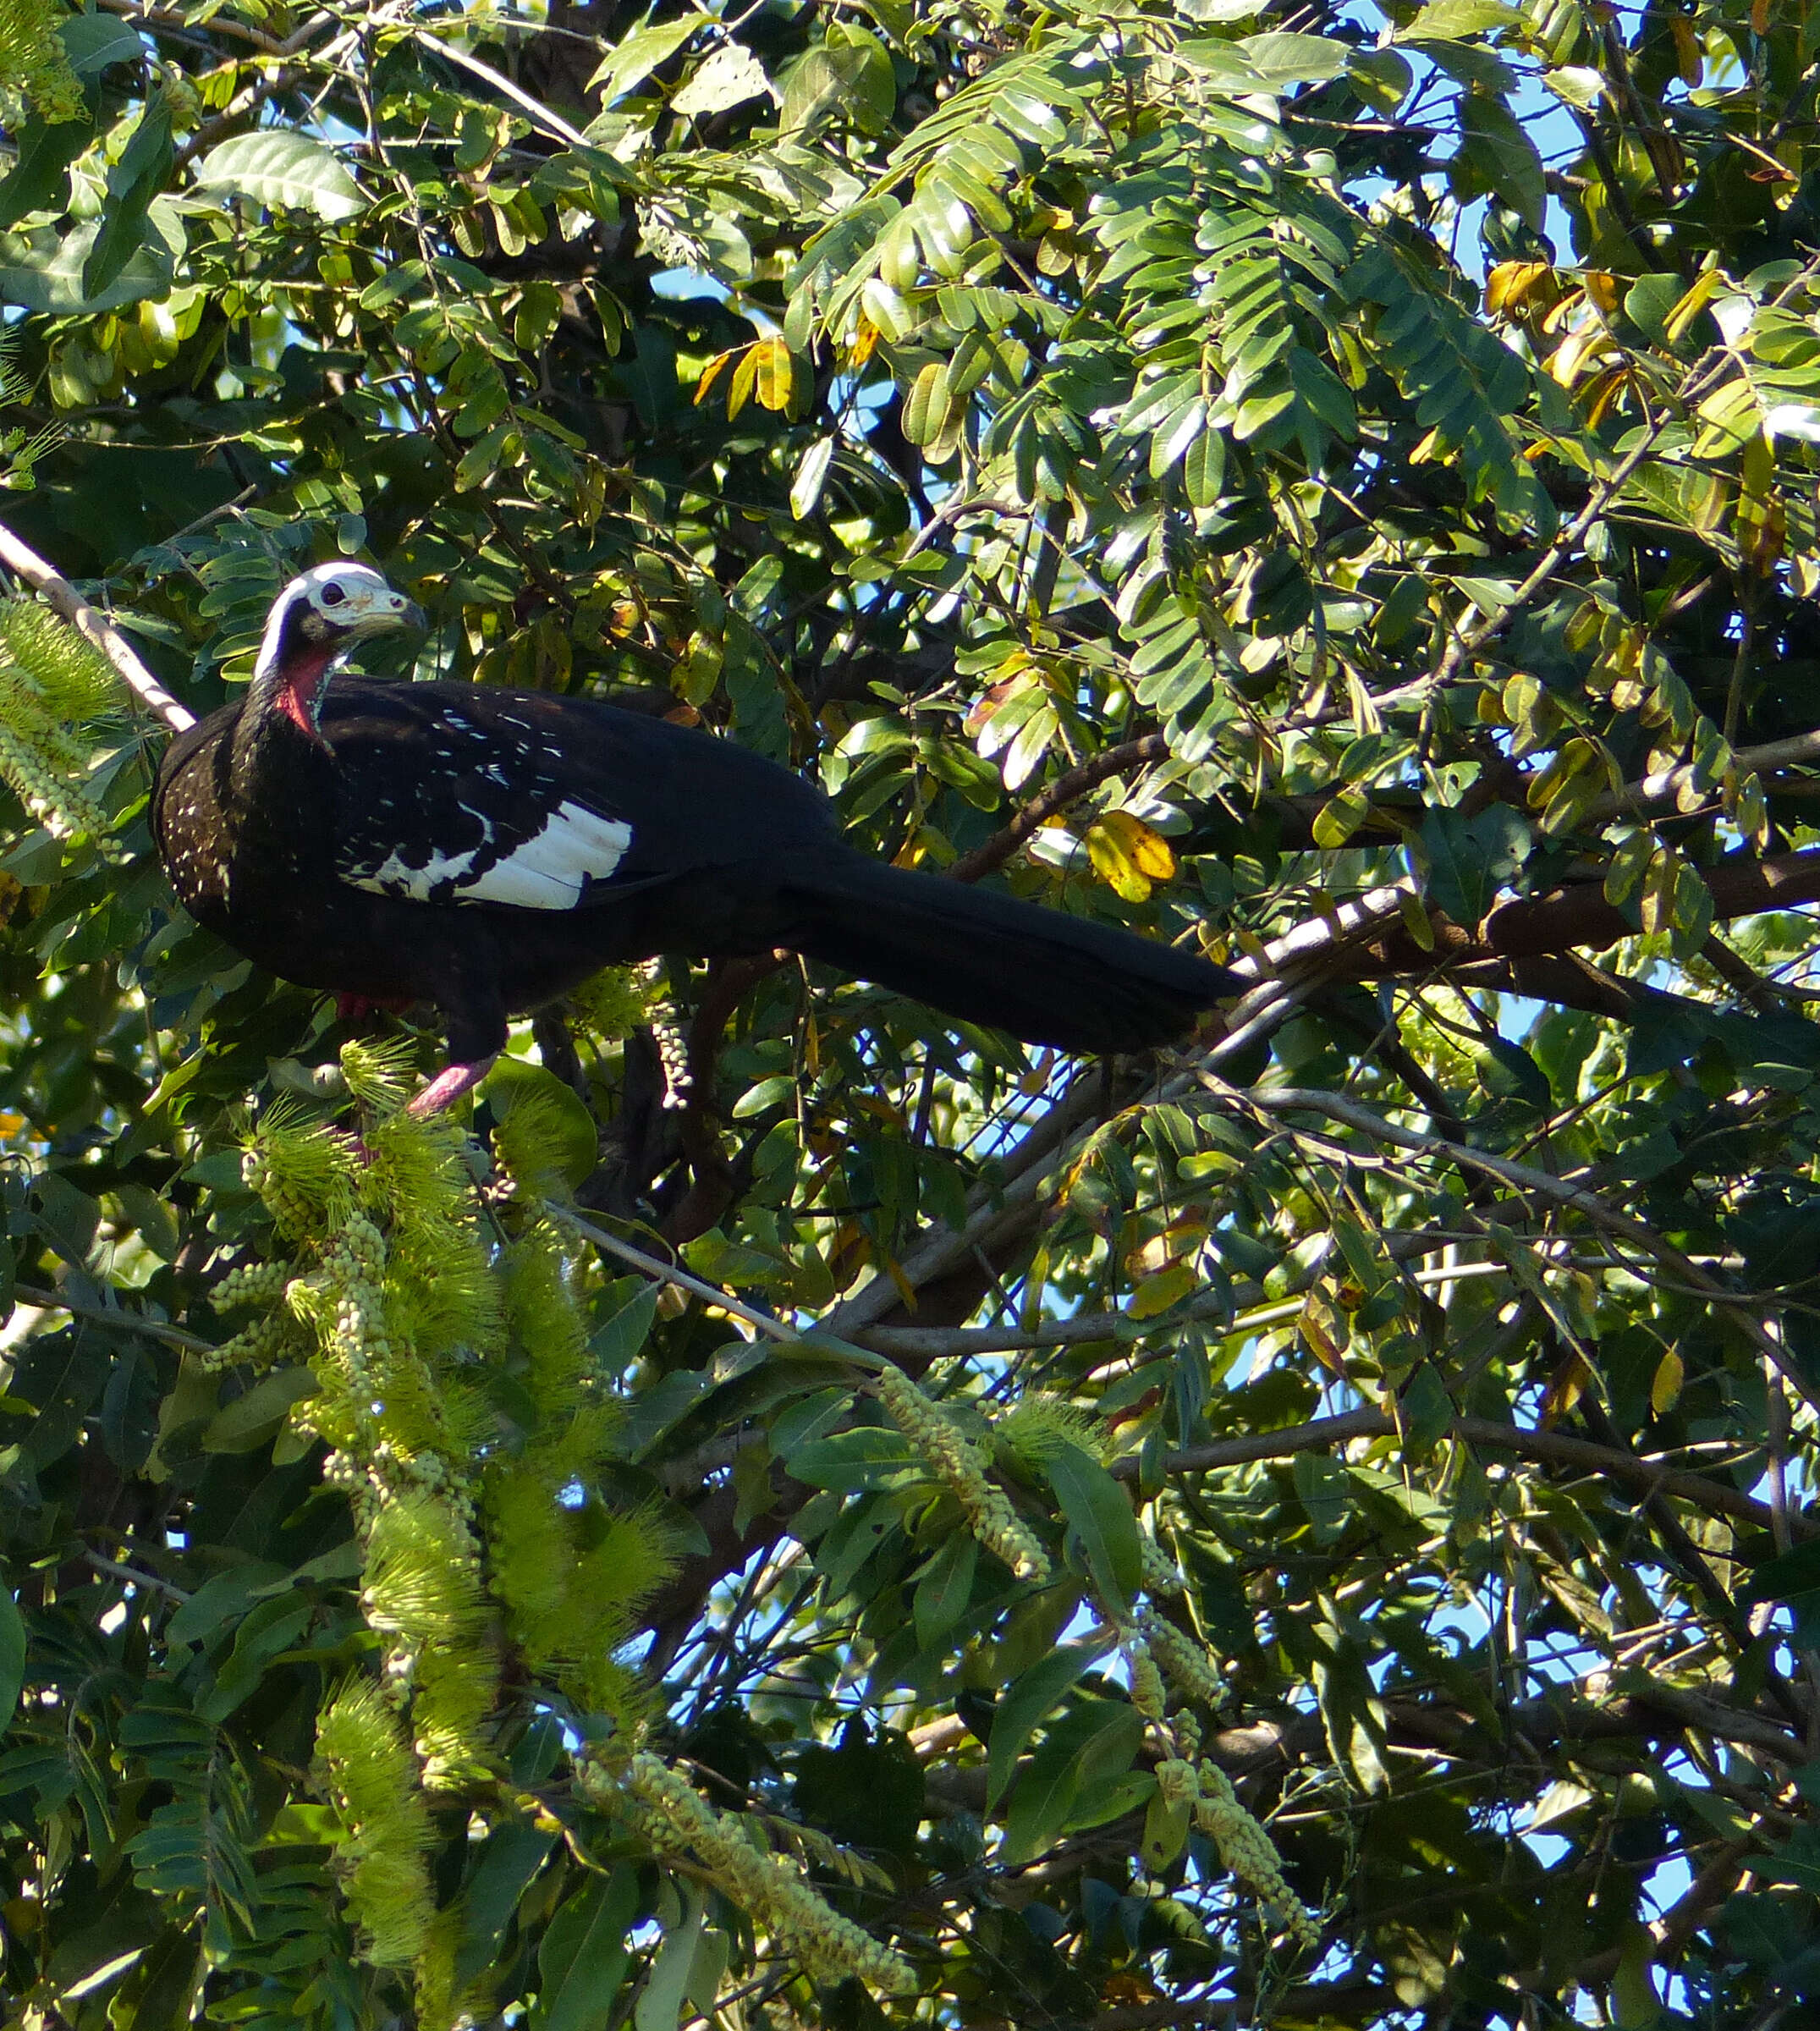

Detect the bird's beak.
[{"left": 348, "top": 595, "right": 426, "bottom": 638}]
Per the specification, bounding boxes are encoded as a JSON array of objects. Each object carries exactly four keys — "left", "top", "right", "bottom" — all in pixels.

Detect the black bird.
[{"left": 153, "top": 564, "right": 1235, "bottom": 1114}]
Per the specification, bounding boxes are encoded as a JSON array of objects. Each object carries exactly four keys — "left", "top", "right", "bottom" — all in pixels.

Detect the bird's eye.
[{"left": 321, "top": 581, "right": 347, "bottom": 606}]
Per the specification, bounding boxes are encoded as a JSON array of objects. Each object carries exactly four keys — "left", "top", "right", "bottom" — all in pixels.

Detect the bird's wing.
[{"left": 327, "top": 692, "right": 641, "bottom": 910}]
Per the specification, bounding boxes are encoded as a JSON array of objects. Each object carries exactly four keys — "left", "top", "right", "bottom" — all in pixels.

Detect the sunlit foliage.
[{"left": 2, "top": 0, "right": 1820, "bottom": 2021}]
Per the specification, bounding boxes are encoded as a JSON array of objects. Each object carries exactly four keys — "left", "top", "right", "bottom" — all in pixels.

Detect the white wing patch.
[
  {"left": 467, "top": 801, "right": 634, "bottom": 906},
  {"left": 348, "top": 800, "right": 634, "bottom": 910},
  {"left": 359, "top": 842, "right": 484, "bottom": 899}
]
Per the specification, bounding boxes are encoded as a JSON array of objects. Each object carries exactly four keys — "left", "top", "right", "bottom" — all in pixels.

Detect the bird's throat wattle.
[{"left": 276, "top": 647, "right": 337, "bottom": 741}]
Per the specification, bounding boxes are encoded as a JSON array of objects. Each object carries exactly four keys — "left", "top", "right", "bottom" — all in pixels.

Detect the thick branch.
[{"left": 0, "top": 522, "right": 195, "bottom": 731}]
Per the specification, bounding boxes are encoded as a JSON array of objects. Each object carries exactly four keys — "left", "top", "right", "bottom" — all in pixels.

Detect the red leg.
[{"left": 406, "top": 1054, "right": 499, "bottom": 1118}]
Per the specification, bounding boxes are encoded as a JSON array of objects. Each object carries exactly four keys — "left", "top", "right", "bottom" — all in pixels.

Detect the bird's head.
[{"left": 253, "top": 563, "right": 423, "bottom": 743}]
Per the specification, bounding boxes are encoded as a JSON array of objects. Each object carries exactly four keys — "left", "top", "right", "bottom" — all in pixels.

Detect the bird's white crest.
[
  {"left": 348, "top": 800, "right": 634, "bottom": 908},
  {"left": 255, "top": 562, "right": 416, "bottom": 678}
]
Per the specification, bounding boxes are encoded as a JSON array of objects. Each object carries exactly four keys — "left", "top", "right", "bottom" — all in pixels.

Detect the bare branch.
[{"left": 0, "top": 521, "right": 195, "bottom": 732}]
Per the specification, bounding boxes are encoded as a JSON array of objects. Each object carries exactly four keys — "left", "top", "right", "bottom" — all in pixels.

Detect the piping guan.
[{"left": 152, "top": 564, "right": 1235, "bottom": 1113}]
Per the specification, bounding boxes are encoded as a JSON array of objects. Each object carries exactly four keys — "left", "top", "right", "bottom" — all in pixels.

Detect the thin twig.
[
  {"left": 82, "top": 1550, "right": 193, "bottom": 1602},
  {"left": 410, "top": 26, "right": 594, "bottom": 149},
  {"left": 1123, "top": 1404, "right": 1793, "bottom": 1536},
  {"left": 948, "top": 735, "right": 1170, "bottom": 883},
  {"left": 12, "top": 1282, "right": 214, "bottom": 1353},
  {"left": 1218, "top": 1078, "right": 1820, "bottom": 1418},
  {"left": 543, "top": 1202, "right": 884, "bottom": 1368},
  {"left": 1580, "top": 721, "right": 1820, "bottom": 828}
]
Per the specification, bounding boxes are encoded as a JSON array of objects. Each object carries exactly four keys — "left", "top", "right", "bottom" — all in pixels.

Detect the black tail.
[{"left": 775, "top": 853, "right": 1236, "bottom": 1053}]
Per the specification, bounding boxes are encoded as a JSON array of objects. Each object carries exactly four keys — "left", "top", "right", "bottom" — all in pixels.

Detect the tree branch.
[
  {"left": 0, "top": 521, "right": 195, "bottom": 732},
  {"left": 948, "top": 734, "right": 1171, "bottom": 883},
  {"left": 1118, "top": 1405, "right": 1790, "bottom": 1536},
  {"left": 1216, "top": 1077, "right": 1820, "bottom": 1418}
]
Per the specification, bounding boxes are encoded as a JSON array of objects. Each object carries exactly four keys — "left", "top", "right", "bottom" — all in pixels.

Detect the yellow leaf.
[
  {"left": 1086, "top": 819, "right": 1152, "bottom": 903},
  {"left": 1603, "top": 829, "right": 1652, "bottom": 906},
  {"left": 1669, "top": 14, "right": 1701, "bottom": 85},
  {"left": 1582, "top": 270, "right": 1621, "bottom": 316},
  {"left": 1581, "top": 366, "right": 1630, "bottom": 429},
  {"left": 1547, "top": 326, "right": 1610, "bottom": 388},
  {"left": 1485, "top": 259, "right": 1552, "bottom": 318},
  {"left": 1097, "top": 808, "right": 1175, "bottom": 880},
  {"left": 846, "top": 315, "right": 882, "bottom": 366},
  {"left": 726, "top": 344, "right": 760, "bottom": 420},
  {"left": 752, "top": 334, "right": 794, "bottom": 412},
  {"left": 1128, "top": 1263, "right": 1199, "bottom": 1318},
  {"left": 883, "top": 1251, "right": 917, "bottom": 1312},
  {"left": 1664, "top": 267, "right": 1724, "bottom": 344},
  {"left": 1539, "top": 1351, "right": 1592, "bottom": 1426},
  {"left": 694, "top": 349, "right": 736, "bottom": 405},
  {"left": 1637, "top": 847, "right": 1676, "bottom": 936},
  {"left": 1651, "top": 1349, "right": 1684, "bottom": 1416},
  {"left": 1299, "top": 1299, "right": 1348, "bottom": 1380},
  {"left": 1311, "top": 784, "right": 1371, "bottom": 849},
  {"left": 1397, "top": 889, "right": 1436, "bottom": 950}
]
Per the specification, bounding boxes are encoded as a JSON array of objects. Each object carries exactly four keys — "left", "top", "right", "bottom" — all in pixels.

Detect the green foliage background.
[{"left": 2, "top": 0, "right": 1820, "bottom": 2019}]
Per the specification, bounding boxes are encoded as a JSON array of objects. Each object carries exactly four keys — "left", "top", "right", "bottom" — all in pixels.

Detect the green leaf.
[
  {"left": 986, "top": 1638, "right": 1105, "bottom": 1808},
  {"left": 633, "top": 1885, "right": 702, "bottom": 2031},
  {"left": 0, "top": 110, "right": 94, "bottom": 234},
  {"left": 785, "top": 1426, "right": 922, "bottom": 1493},
  {"left": 1001, "top": 1703, "right": 1143, "bottom": 1863},
  {"left": 83, "top": 93, "right": 170, "bottom": 297},
  {"left": 62, "top": 14, "right": 145, "bottom": 76},
  {"left": 200, "top": 1368, "right": 317, "bottom": 1454},
  {"left": 192, "top": 129, "right": 365, "bottom": 221},
  {"left": 672, "top": 43, "right": 769, "bottom": 118},
  {"left": 781, "top": 44, "right": 875, "bottom": 131},
  {"left": 913, "top": 1530, "right": 977, "bottom": 1651},
  {"left": 481, "top": 1057, "right": 599, "bottom": 1194},
  {"left": 587, "top": 17, "right": 701, "bottom": 101},
  {"left": 0, "top": 216, "right": 170, "bottom": 315},
  {"left": 1047, "top": 1441, "right": 1141, "bottom": 1616},
  {"left": 789, "top": 435, "right": 835, "bottom": 520},
  {"left": 1453, "top": 95, "right": 1545, "bottom": 231},
  {"left": 1420, "top": 803, "right": 1530, "bottom": 927},
  {"left": 0, "top": 1582, "right": 25, "bottom": 1737},
  {"left": 1398, "top": 0, "right": 1520, "bottom": 36},
  {"left": 590, "top": 1282, "right": 660, "bottom": 1375},
  {"left": 1292, "top": 1451, "right": 1351, "bottom": 1544},
  {"left": 1348, "top": 46, "right": 1412, "bottom": 112},
  {"left": 1235, "top": 30, "right": 1350, "bottom": 85},
  {"left": 1311, "top": 784, "right": 1371, "bottom": 850},
  {"left": 535, "top": 1866, "right": 639, "bottom": 2031},
  {"left": 1742, "top": 1538, "right": 1820, "bottom": 1648},
  {"left": 1312, "top": 1626, "right": 1388, "bottom": 1795}
]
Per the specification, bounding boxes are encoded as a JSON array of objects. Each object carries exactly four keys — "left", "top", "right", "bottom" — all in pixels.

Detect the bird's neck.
[{"left": 229, "top": 649, "right": 337, "bottom": 804}]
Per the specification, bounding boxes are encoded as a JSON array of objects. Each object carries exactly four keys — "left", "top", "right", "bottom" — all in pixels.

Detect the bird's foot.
[{"left": 406, "top": 1054, "right": 499, "bottom": 1118}]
